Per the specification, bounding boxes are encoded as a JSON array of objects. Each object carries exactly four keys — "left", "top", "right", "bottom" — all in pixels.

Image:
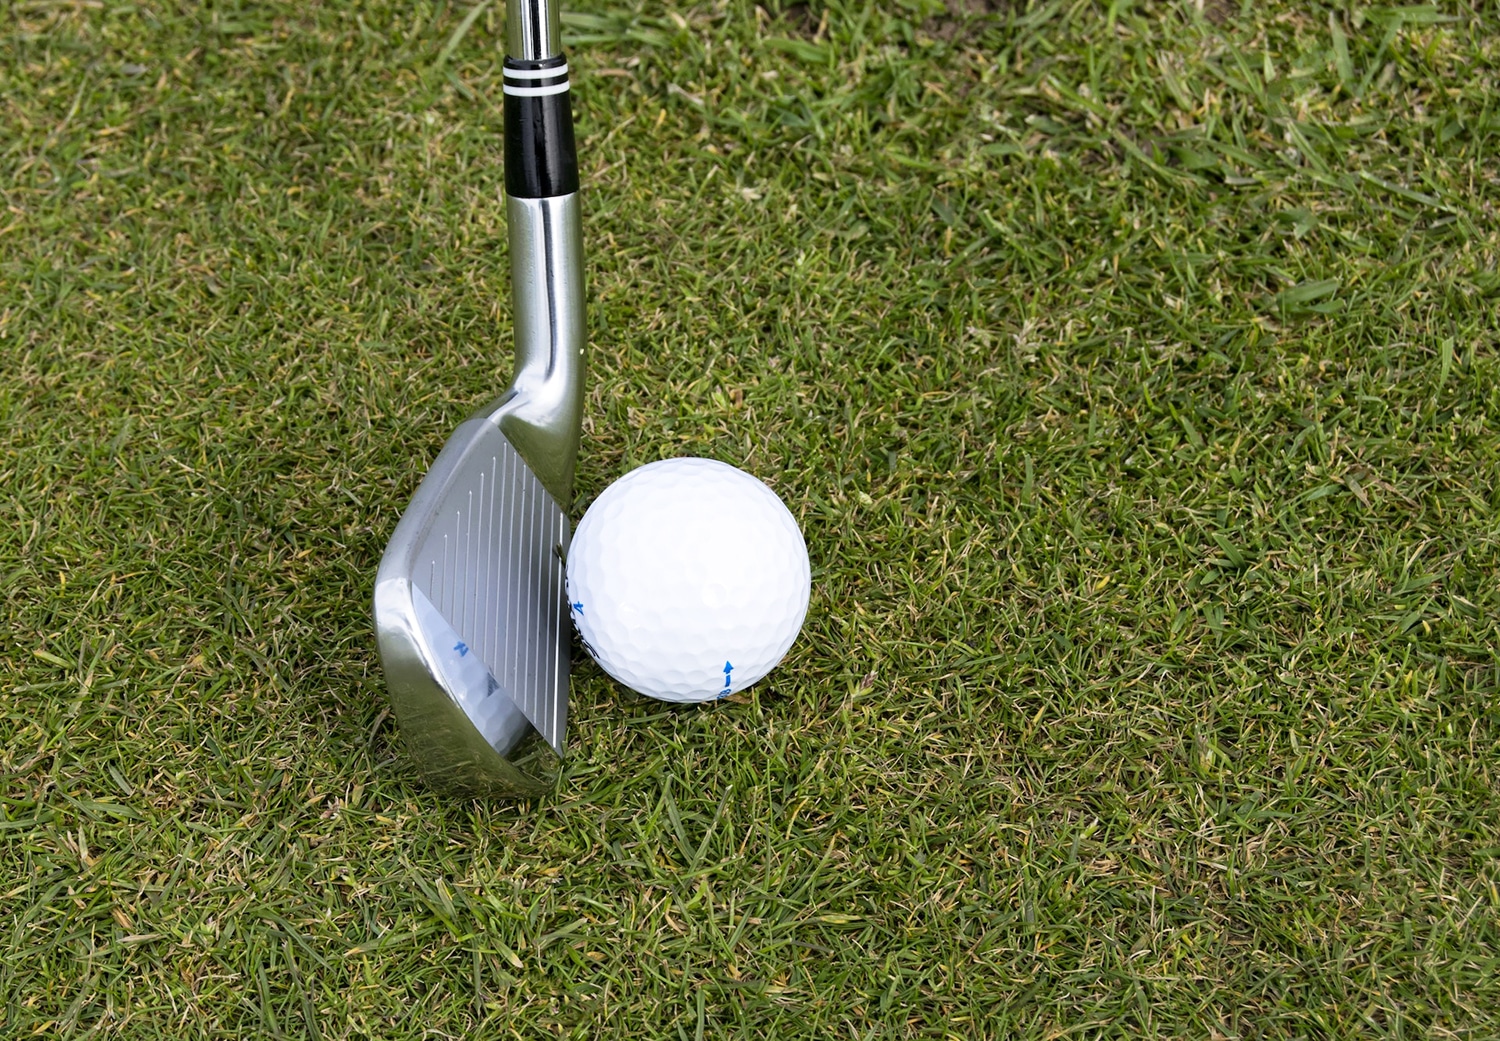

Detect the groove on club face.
[{"left": 374, "top": 414, "right": 570, "bottom": 794}]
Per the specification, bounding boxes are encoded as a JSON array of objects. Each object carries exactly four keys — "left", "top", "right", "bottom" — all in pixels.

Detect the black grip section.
[{"left": 504, "top": 58, "right": 579, "bottom": 199}]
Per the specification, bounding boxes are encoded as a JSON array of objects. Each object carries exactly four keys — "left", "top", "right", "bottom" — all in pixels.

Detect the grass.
[{"left": 3, "top": 0, "right": 1499, "bottom": 1035}]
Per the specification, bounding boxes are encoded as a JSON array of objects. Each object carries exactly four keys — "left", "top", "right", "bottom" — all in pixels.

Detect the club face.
[{"left": 374, "top": 407, "right": 570, "bottom": 796}]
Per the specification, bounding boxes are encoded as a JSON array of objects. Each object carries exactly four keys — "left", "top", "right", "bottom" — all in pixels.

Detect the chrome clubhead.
[{"left": 374, "top": 0, "right": 584, "bottom": 797}]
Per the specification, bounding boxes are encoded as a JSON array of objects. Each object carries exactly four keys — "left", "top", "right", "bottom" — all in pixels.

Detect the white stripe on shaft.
[
  {"left": 503, "top": 82, "right": 570, "bottom": 97},
  {"left": 504, "top": 63, "right": 568, "bottom": 79}
]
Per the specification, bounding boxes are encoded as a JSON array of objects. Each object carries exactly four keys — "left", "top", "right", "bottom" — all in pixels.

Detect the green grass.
[{"left": 4, "top": 0, "right": 1499, "bottom": 1035}]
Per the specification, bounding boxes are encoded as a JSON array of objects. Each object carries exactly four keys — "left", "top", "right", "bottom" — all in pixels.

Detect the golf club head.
[
  {"left": 374, "top": 0, "right": 583, "bottom": 797},
  {"left": 373, "top": 403, "right": 571, "bottom": 796}
]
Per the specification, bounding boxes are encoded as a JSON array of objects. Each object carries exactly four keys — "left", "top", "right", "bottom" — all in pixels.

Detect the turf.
[{"left": 3, "top": 0, "right": 1499, "bottom": 1036}]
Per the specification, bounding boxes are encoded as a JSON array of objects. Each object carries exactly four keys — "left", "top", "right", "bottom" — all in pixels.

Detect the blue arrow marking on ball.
[
  {"left": 454, "top": 641, "right": 470, "bottom": 658},
  {"left": 720, "top": 660, "right": 733, "bottom": 695}
]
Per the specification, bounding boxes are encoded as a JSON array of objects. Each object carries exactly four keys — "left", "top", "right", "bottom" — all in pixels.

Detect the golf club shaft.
[
  {"left": 499, "top": 0, "right": 585, "bottom": 508},
  {"left": 508, "top": 0, "right": 561, "bottom": 60}
]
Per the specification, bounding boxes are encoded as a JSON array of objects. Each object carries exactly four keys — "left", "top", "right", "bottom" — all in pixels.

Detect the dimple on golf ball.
[{"left": 565, "top": 458, "right": 811, "bottom": 703}]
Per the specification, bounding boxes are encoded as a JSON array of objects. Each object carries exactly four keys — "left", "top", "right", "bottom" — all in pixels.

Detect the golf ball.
[{"left": 566, "top": 458, "right": 810, "bottom": 703}]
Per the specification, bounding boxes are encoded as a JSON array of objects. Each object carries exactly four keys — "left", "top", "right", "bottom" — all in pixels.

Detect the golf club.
[{"left": 373, "top": 0, "right": 584, "bottom": 796}]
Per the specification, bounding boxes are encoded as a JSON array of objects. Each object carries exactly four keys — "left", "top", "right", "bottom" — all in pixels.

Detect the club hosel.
[
  {"left": 500, "top": 0, "right": 581, "bottom": 508},
  {"left": 497, "top": 192, "right": 586, "bottom": 509}
]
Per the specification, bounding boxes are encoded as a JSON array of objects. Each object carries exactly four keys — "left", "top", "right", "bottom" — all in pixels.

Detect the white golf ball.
[{"left": 565, "top": 458, "right": 811, "bottom": 703}]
